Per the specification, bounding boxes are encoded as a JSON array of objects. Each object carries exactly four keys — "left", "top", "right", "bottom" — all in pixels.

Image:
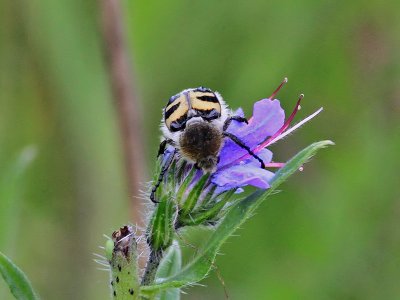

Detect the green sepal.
[
  {"left": 139, "top": 140, "right": 334, "bottom": 296},
  {"left": 166, "top": 162, "right": 177, "bottom": 190},
  {"left": 175, "top": 161, "right": 187, "bottom": 183},
  {"left": 148, "top": 193, "right": 176, "bottom": 251},
  {"left": 196, "top": 185, "right": 217, "bottom": 208},
  {"left": 179, "top": 189, "right": 235, "bottom": 226},
  {"left": 143, "top": 189, "right": 177, "bottom": 286},
  {"left": 0, "top": 251, "right": 40, "bottom": 300},
  {"left": 175, "top": 167, "right": 196, "bottom": 207},
  {"left": 179, "top": 173, "right": 210, "bottom": 216}
]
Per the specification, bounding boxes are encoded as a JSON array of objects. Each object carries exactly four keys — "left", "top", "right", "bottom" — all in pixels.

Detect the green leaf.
[
  {"left": 156, "top": 241, "right": 182, "bottom": 300},
  {"left": 0, "top": 252, "right": 40, "bottom": 300},
  {"left": 140, "top": 140, "right": 333, "bottom": 295}
]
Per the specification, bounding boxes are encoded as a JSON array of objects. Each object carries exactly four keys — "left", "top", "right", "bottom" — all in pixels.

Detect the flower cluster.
[{"left": 150, "top": 78, "right": 323, "bottom": 233}]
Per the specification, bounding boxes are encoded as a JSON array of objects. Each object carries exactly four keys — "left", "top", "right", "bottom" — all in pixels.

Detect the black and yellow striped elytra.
[{"left": 164, "top": 87, "right": 222, "bottom": 132}]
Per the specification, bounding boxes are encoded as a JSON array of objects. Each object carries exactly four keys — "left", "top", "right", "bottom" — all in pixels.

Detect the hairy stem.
[{"left": 141, "top": 250, "right": 163, "bottom": 286}]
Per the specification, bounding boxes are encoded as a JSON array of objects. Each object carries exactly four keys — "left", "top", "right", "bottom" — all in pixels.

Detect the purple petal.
[
  {"left": 234, "top": 107, "right": 245, "bottom": 117},
  {"left": 228, "top": 99, "right": 285, "bottom": 145},
  {"left": 218, "top": 99, "right": 284, "bottom": 167},
  {"left": 245, "top": 148, "right": 273, "bottom": 166},
  {"left": 217, "top": 139, "right": 245, "bottom": 167},
  {"left": 251, "top": 99, "right": 285, "bottom": 136},
  {"left": 211, "top": 164, "right": 275, "bottom": 189}
]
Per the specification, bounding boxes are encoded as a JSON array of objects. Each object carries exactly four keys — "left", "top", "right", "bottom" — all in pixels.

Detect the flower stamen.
[
  {"left": 269, "top": 77, "right": 288, "bottom": 100},
  {"left": 264, "top": 162, "right": 285, "bottom": 168},
  {"left": 255, "top": 94, "right": 304, "bottom": 151},
  {"left": 266, "top": 107, "right": 323, "bottom": 146},
  {"left": 222, "top": 94, "right": 322, "bottom": 170}
]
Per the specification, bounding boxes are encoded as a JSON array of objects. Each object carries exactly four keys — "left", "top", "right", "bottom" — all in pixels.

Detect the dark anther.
[
  {"left": 129, "top": 288, "right": 134, "bottom": 295},
  {"left": 118, "top": 264, "right": 121, "bottom": 272},
  {"left": 113, "top": 291, "right": 116, "bottom": 297},
  {"left": 110, "top": 281, "right": 114, "bottom": 286},
  {"left": 116, "top": 276, "right": 119, "bottom": 283}
]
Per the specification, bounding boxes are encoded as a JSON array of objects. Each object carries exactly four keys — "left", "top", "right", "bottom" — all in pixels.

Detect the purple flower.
[{"left": 211, "top": 78, "right": 322, "bottom": 190}]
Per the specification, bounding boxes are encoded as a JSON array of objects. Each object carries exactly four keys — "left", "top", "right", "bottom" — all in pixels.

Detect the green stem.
[{"left": 141, "top": 250, "right": 162, "bottom": 286}]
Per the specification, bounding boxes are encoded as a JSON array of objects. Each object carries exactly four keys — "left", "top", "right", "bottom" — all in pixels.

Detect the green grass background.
[{"left": 1, "top": 0, "right": 399, "bottom": 299}]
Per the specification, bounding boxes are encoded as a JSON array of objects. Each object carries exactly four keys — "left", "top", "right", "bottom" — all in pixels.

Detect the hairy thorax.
[{"left": 179, "top": 121, "right": 223, "bottom": 173}]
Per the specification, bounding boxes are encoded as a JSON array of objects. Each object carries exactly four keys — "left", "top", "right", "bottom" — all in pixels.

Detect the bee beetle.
[{"left": 150, "top": 87, "right": 265, "bottom": 203}]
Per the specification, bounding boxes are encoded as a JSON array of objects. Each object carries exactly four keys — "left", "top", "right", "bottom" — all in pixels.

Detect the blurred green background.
[{"left": 1, "top": 0, "right": 399, "bottom": 299}]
